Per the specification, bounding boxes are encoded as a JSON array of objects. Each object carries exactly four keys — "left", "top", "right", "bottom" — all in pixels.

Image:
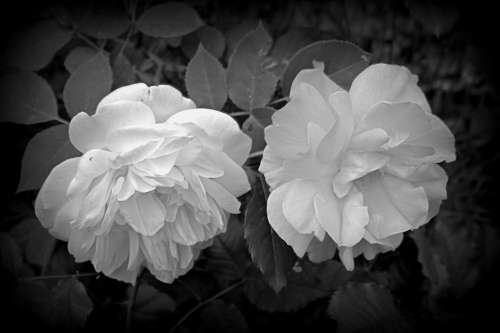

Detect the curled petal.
[
  {"left": 267, "top": 182, "right": 314, "bottom": 257},
  {"left": 350, "top": 63, "right": 431, "bottom": 116},
  {"left": 69, "top": 101, "right": 155, "bottom": 153},
  {"left": 290, "top": 64, "right": 343, "bottom": 102},
  {"left": 35, "top": 158, "right": 80, "bottom": 240},
  {"left": 167, "top": 108, "right": 251, "bottom": 165}
]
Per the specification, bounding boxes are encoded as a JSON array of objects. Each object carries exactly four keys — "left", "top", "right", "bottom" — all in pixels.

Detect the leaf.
[
  {"left": 282, "top": 40, "right": 370, "bottom": 94},
  {"left": 227, "top": 23, "right": 278, "bottom": 111},
  {"left": 50, "top": 277, "right": 93, "bottom": 332},
  {"left": 0, "top": 72, "right": 58, "bottom": 124},
  {"left": 137, "top": 2, "right": 203, "bottom": 38},
  {"left": 17, "top": 124, "right": 79, "bottom": 192},
  {"left": 327, "top": 282, "right": 411, "bottom": 333},
  {"left": 198, "top": 300, "right": 249, "bottom": 333},
  {"left": 63, "top": 51, "right": 113, "bottom": 117},
  {"left": 112, "top": 54, "right": 136, "bottom": 88},
  {"left": 0, "top": 232, "right": 23, "bottom": 277},
  {"left": 129, "top": 283, "right": 175, "bottom": 322},
  {"left": 201, "top": 215, "right": 251, "bottom": 286},
  {"left": 185, "top": 45, "right": 227, "bottom": 110},
  {"left": 74, "top": 5, "right": 130, "bottom": 39},
  {"left": 410, "top": 218, "right": 480, "bottom": 299},
  {"left": 244, "top": 260, "right": 349, "bottom": 312},
  {"left": 225, "top": 19, "right": 260, "bottom": 58},
  {"left": 10, "top": 217, "right": 56, "bottom": 268},
  {"left": 244, "top": 171, "right": 296, "bottom": 292},
  {"left": 64, "top": 46, "right": 98, "bottom": 73},
  {"left": 250, "top": 106, "right": 276, "bottom": 128},
  {"left": 181, "top": 25, "right": 226, "bottom": 59},
  {"left": 269, "top": 28, "right": 318, "bottom": 78},
  {"left": 242, "top": 116, "right": 266, "bottom": 153},
  {"left": 3, "top": 19, "right": 72, "bottom": 71}
]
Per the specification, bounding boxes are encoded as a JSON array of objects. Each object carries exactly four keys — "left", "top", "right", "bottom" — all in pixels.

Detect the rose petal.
[
  {"left": 267, "top": 182, "right": 314, "bottom": 257},
  {"left": 35, "top": 157, "right": 80, "bottom": 240},
  {"left": 69, "top": 101, "right": 156, "bottom": 152},
  {"left": 119, "top": 192, "right": 166, "bottom": 236},
  {"left": 282, "top": 179, "right": 321, "bottom": 234},
  {"left": 350, "top": 64, "right": 431, "bottom": 117},
  {"left": 290, "top": 64, "right": 343, "bottom": 102},
  {"left": 166, "top": 108, "right": 251, "bottom": 165}
]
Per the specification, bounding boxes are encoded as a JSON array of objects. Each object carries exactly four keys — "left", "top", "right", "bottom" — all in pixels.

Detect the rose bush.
[
  {"left": 35, "top": 83, "right": 251, "bottom": 283},
  {"left": 259, "top": 63, "right": 455, "bottom": 270}
]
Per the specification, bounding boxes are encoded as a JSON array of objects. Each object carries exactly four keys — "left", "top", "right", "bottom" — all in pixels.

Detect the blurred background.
[{"left": 0, "top": 0, "right": 498, "bottom": 332}]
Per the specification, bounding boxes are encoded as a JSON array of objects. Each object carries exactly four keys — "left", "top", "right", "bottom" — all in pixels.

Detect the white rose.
[
  {"left": 35, "top": 83, "right": 252, "bottom": 283},
  {"left": 259, "top": 64, "right": 455, "bottom": 270}
]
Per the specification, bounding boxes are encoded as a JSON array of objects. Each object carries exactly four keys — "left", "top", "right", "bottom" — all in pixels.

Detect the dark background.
[{"left": 1, "top": 0, "right": 498, "bottom": 332}]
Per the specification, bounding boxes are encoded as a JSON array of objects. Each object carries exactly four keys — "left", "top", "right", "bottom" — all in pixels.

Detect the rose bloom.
[
  {"left": 259, "top": 64, "right": 455, "bottom": 270},
  {"left": 35, "top": 83, "right": 251, "bottom": 283}
]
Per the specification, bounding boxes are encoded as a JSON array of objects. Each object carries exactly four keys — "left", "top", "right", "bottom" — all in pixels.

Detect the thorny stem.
[
  {"left": 126, "top": 268, "right": 146, "bottom": 333},
  {"left": 168, "top": 279, "right": 246, "bottom": 333}
]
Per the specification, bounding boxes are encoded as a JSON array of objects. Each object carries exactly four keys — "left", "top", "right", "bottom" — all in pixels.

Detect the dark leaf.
[
  {"left": 242, "top": 116, "right": 266, "bottom": 153},
  {"left": 250, "top": 106, "right": 276, "bottom": 128},
  {"left": 137, "top": 2, "right": 203, "bottom": 38},
  {"left": 227, "top": 23, "right": 278, "bottom": 111},
  {"left": 202, "top": 215, "right": 251, "bottom": 286},
  {"left": 64, "top": 46, "right": 98, "bottom": 73},
  {"left": 112, "top": 54, "right": 136, "bottom": 88},
  {"left": 74, "top": 6, "right": 130, "bottom": 39},
  {"left": 130, "top": 283, "right": 175, "bottom": 322},
  {"left": 50, "top": 277, "right": 93, "bottom": 332},
  {"left": 3, "top": 19, "right": 72, "bottom": 71},
  {"left": 198, "top": 300, "right": 249, "bottom": 333},
  {"left": 17, "top": 124, "right": 79, "bottom": 192},
  {"left": 406, "top": 0, "right": 459, "bottom": 38},
  {"left": 282, "top": 40, "right": 370, "bottom": 94},
  {"left": 185, "top": 45, "right": 227, "bottom": 110},
  {"left": 63, "top": 51, "right": 113, "bottom": 117},
  {"left": 0, "top": 72, "right": 58, "bottom": 124},
  {"left": 244, "top": 171, "right": 296, "bottom": 292},
  {"left": 10, "top": 217, "right": 56, "bottom": 268},
  {"left": 224, "top": 19, "right": 260, "bottom": 58},
  {"left": 0, "top": 232, "right": 23, "bottom": 277},
  {"left": 327, "top": 282, "right": 412, "bottom": 333},
  {"left": 244, "top": 260, "right": 348, "bottom": 312},
  {"left": 182, "top": 26, "right": 226, "bottom": 59}
]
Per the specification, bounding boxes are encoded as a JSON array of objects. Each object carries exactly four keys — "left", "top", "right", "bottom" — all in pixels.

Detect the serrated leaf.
[
  {"left": 250, "top": 106, "right": 275, "bottom": 127},
  {"left": 201, "top": 216, "right": 251, "bottom": 286},
  {"left": 244, "top": 260, "right": 347, "bottom": 312},
  {"left": 242, "top": 116, "right": 266, "bottom": 153},
  {"left": 282, "top": 40, "right": 370, "bottom": 94},
  {"left": 74, "top": 5, "right": 130, "bottom": 39},
  {"left": 50, "top": 278, "right": 93, "bottom": 332},
  {"left": 182, "top": 25, "right": 226, "bottom": 59},
  {"left": 10, "top": 218, "right": 56, "bottom": 268},
  {"left": 64, "top": 46, "right": 98, "bottom": 73},
  {"left": 227, "top": 24, "right": 278, "bottom": 111},
  {"left": 0, "top": 72, "right": 58, "bottom": 124},
  {"left": 186, "top": 45, "right": 227, "bottom": 109},
  {"left": 63, "top": 52, "right": 113, "bottom": 117},
  {"left": 244, "top": 171, "right": 296, "bottom": 292},
  {"left": 328, "top": 282, "right": 411, "bottom": 333},
  {"left": 198, "top": 300, "right": 249, "bottom": 333},
  {"left": 3, "top": 19, "right": 72, "bottom": 71},
  {"left": 137, "top": 2, "right": 203, "bottom": 38},
  {"left": 17, "top": 124, "right": 79, "bottom": 192}
]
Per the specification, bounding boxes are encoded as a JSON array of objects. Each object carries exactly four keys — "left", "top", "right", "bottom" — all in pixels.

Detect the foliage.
[{"left": 0, "top": 0, "right": 498, "bottom": 332}]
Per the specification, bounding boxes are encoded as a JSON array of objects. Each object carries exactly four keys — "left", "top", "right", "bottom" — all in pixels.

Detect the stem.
[
  {"left": 269, "top": 96, "right": 289, "bottom": 105},
  {"left": 229, "top": 111, "right": 250, "bottom": 117},
  {"left": 126, "top": 268, "right": 145, "bottom": 333},
  {"left": 248, "top": 150, "right": 264, "bottom": 159},
  {"left": 75, "top": 32, "right": 100, "bottom": 50},
  {"left": 168, "top": 279, "right": 245, "bottom": 333},
  {"left": 23, "top": 272, "right": 99, "bottom": 281}
]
